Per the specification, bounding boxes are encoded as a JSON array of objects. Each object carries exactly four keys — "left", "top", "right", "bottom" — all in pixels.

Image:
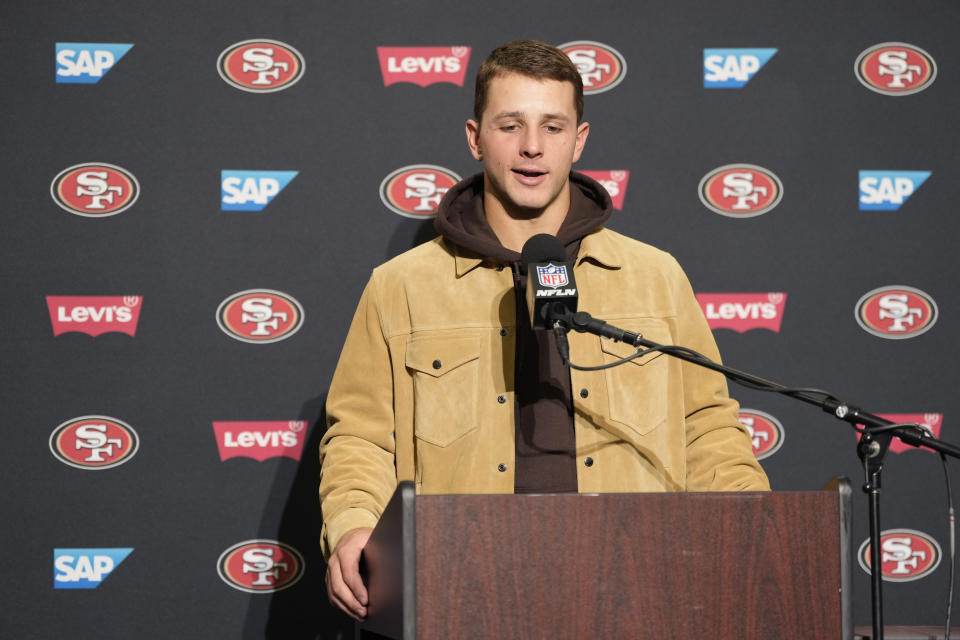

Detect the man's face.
[{"left": 466, "top": 72, "right": 589, "bottom": 218}]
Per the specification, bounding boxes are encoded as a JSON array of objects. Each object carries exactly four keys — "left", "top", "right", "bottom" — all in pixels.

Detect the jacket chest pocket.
[
  {"left": 406, "top": 335, "right": 481, "bottom": 447},
  {"left": 599, "top": 322, "right": 670, "bottom": 438}
]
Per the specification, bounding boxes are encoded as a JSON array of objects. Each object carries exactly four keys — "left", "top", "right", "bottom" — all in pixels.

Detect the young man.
[{"left": 320, "top": 40, "right": 769, "bottom": 620}]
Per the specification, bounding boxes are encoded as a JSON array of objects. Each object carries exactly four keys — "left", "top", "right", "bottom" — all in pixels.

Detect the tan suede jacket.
[{"left": 319, "top": 227, "right": 769, "bottom": 557}]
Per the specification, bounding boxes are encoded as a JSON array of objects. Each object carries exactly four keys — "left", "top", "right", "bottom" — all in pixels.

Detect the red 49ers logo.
[
  {"left": 855, "top": 42, "right": 936, "bottom": 96},
  {"left": 217, "top": 39, "right": 305, "bottom": 93},
  {"left": 379, "top": 164, "right": 461, "bottom": 218},
  {"left": 858, "top": 529, "right": 941, "bottom": 582},
  {"left": 216, "top": 289, "right": 304, "bottom": 344},
  {"left": 51, "top": 163, "right": 139, "bottom": 217},
  {"left": 699, "top": 164, "right": 783, "bottom": 217},
  {"left": 217, "top": 540, "right": 305, "bottom": 593},
  {"left": 855, "top": 285, "right": 937, "bottom": 339},
  {"left": 559, "top": 41, "right": 626, "bottom": 94},
  {"left": 737, "top": 409, "right": 784, "bottom": 460},
  {"left": 49, "top": 415, "right": 139, "bottom": 470}
]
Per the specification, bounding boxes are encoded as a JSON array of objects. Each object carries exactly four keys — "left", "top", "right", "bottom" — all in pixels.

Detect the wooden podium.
[{"left": 359, "top": 479, "right": 852, "bottom": 640}]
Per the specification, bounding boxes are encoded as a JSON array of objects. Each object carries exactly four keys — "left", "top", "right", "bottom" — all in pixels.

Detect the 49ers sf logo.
[
  {"left": 379, "top": 164, "right": 461, "bottom": 218},
  {"left": 559, "top": 41, "right": 626, "bottom": 94},
  {"left": 858, "top": 529, "right": 941, "bottom": 582},
  {"left": 699, "top": 164, "right": 783, "bottom": 217},
  {"left": 49, "top": 415, "right": 139, "bottom": 470},
  {"left": 855, "top": 285, "right": 937, "bottom": 339},
  {"left": 216, "top": 289, "right": 304, "bottom": 344},
  {"left": 51, "top": 163, "right": 139, "bottom": 217},
  {"left": 855, "top": 42, "right": 936, "bottom": 96},
  {"left": 217, "top": 540, "right": 305, "bottom": 593},
  {"left": 217, "top": 39, "right": 304, "bottom": 93},
  {"left": 738, "top": 409, "right": 785, "bottom": 460}
]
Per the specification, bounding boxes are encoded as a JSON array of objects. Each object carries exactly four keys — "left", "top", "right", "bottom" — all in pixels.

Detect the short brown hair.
[{"left": 474, "top": 40, "right": 584, "bottom": 123}]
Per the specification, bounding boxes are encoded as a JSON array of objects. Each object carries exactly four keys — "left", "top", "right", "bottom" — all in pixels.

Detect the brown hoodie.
[{"left": 434, "top": 172, "right": 613, "bottom": 493}]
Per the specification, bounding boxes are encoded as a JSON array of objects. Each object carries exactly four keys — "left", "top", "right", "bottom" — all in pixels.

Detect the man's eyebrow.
[{"left": 490, "top": 111, "right": 572, "bottom": 122}]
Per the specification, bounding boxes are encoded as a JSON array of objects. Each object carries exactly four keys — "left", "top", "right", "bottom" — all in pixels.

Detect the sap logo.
[
  {"left": 859, "top": 171, "right": 931, "bottom": 210},
  {"left": 56, "top": 43, "right": 133, "bottom": 83},
  {"left": 221, "top": 171, "right": 298, "bottom": 211},
  {"left": 703, "top": 49, "right": 777, "bottom": 88},
  {"left": 54, "top": 548, "right": 133, "bottom": 589}
]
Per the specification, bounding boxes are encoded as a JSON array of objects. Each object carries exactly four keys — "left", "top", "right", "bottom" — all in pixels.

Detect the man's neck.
[{"left": 483, "top": 187, "right": 570, "bottom": 253}]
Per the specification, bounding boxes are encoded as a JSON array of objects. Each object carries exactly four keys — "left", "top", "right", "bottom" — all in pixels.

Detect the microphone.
[{"left": 521, "top": 234, "right": 578, "bottom": 331}]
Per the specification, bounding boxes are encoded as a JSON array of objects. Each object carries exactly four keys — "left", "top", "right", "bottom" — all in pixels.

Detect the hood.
[{"left": 433, "top": 171, "right": 613, "bottom": 264}]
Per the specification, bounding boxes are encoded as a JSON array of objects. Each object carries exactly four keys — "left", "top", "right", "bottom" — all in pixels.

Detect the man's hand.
[{"left": 325, "top": 527, "right": 374, "bottom": 621}]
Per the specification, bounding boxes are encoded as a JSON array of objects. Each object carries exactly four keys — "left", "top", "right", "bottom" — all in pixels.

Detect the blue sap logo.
[
  {"left": 56, "top": 43, "right": 133, "bottom": 84},
  {"left": 703, "top": 48, "right": 777, "bottom": 88},
  {"left": 54, "top": 548, "right": 133, "bottom": 589},
  {"left": 221, "top": 171, "right": 299, "bottom": 211},
  {"left": 859, "top": 171, "right": 931, "bottom": 210}
]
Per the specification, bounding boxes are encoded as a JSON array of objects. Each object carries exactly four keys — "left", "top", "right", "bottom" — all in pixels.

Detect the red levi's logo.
[
  {"left": 217, "top": 540, "right": 305, "bottom": 593},
  {"left": 558, "top": 41, "right": 627, "bottom": 94},
  {"left": 579, "top": 170, "right": 630, "bottom": 210},
  {"left": 857, "top": 413, "right": 943, "bottom": 455},
  {"left": 212, "top": 421, "right": 306, "bottom": 462},
  {"left": 377, "top": 47, "right": 470, "bottom": 87},
  {"left": 855, "top": 42, "right": 936, "bottom": 96},
  {"left": 379, "top": 164, "right": 461, "bottom": 218},
  {"left": 51, "top": 163, "right": 139, "bottom": 217},
  {"left": 216, "top": 289, "right": 304, "bottom": 344},
  {"left": 47, "top": 296, "right": 143, "bottom": 337},
  {"left": 49, "top": 415, "right": 139, "bottom": 470},
  {"left": 738, "top": 409, "right": 785, "bottom": 460},
  {"left": 855, "top": 285, "right": 937, "bottom": 339},
  {"left": 698, "top": 164, "right": 782, "bottom": 217},
  {"left": 858, "top": 529, "right": 941, "bottom": 582},
  {"left": 696, "top": 293, "right": 786, "bottom": 332},
  {"left": 217, "top": 40, "right": 305, "bottom": 93}
]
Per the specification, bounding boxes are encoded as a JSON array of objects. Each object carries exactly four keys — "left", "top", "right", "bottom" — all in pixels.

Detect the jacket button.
[
  {"left": 498, "top": 463, "right": 508, "bottom": 472},
  {"left": 584, "top": 457, "right": 594, "bottom": 467},
  {"left": 579, "top": 388, "right": 589, "bottom": 398},
  {"left": 499, "top": 328, "right": 508, "bottom": 337},
  {"left": 432, "top": 359, "right": 442, "bottom": 370},
  {"left": 497, "top": 395, "right": 507, "bottom": 404}
]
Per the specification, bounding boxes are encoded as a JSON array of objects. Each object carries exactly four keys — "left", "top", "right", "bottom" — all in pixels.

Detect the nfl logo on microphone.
[{"left": 537, "top": 264, "right": 568, "bottom": 289}]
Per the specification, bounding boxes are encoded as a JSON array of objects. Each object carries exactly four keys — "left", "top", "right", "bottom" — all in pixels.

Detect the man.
[{"left": 320, "top": 40, "right": 769, "bottom": 620}]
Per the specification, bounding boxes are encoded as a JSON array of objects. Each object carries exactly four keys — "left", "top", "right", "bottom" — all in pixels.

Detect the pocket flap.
[{"left": 406, "top": 335, "right": 481, "bottom": 377}]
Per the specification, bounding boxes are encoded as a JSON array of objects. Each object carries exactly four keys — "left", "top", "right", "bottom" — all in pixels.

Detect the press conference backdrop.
[{"left": 2, "top": 0, "right": 958, "bottom": 637}]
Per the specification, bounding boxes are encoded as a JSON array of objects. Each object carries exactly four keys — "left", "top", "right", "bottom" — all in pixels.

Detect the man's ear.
[
  {"left": 465, "top": 119, "right": 482, "bottom": 161},
  {"left": 572, "top": 121, "right": 590, "bottom": 163}
]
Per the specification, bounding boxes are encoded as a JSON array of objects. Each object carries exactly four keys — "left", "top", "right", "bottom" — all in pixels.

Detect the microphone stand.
[{"left": 552, "top": 308, "right": 960, "bottom": 640}]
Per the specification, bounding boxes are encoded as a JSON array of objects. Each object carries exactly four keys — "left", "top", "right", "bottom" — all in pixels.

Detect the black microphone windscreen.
[{"left": 520, "top": 233, "right": 566, "bottom": 264}]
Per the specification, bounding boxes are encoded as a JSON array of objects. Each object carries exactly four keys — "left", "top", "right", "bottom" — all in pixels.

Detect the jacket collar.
[{"left": 452, "top": 228, "right": 621, "bottom": 276}]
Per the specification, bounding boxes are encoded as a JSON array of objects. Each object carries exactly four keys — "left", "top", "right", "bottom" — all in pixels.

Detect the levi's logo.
[
  {"left": 47, "top": 296, "right": 143, "bottom": 337},
  {"left": 857, "top": 413, "right": 943, "bottom": 455},
  {"left": 377, "top": 47, "right": 470, "bottom": 87},
  {"left": 696, "top": 293, "right": 787, "bottom": 332},
  {"left": 213, "top": 421, "right": 306, "bottom": 461},
  {"left": 579, "top": 170, "right": 630, "bottom": 210}
]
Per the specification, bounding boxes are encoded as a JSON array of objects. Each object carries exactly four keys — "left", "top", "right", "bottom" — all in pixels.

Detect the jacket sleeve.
[
  {"left": 669, "top": 259, "right": 771, "bottom": 491},
  {"left": 319, "top": 274, "right": 399, "bottom": 559}
]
